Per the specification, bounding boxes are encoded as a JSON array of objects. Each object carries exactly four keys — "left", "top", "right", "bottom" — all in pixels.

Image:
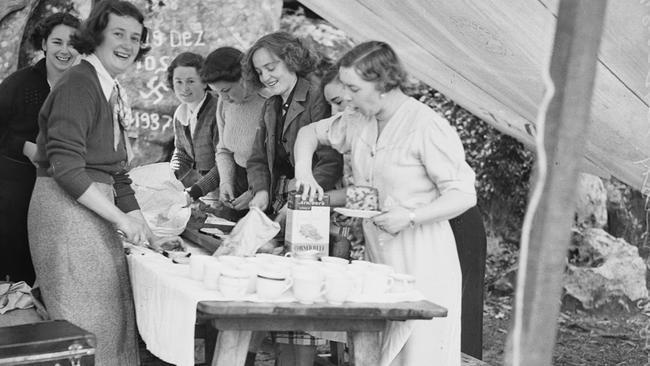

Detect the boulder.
[
  {"left": 574, "top": 173, "right": 607, "bottom": 228},
  {"left": 124, "top": 0, "right": 283, "bottom": 166},
  {"left": 0, "top": 0, "right": 36, "bottom": 81},
  {"left": 564, "top": 228, "right": 648, "bottom": 310},
  {"left": 604, "top": 178, "right": 647, "bottom": 249}
]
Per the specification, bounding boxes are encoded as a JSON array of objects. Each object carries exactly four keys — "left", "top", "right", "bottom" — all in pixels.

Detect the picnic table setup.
[{"left": 126, "top": 197, "right": 448, "bottom": 366}]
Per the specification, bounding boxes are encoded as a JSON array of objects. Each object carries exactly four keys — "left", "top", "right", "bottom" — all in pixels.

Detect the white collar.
[
  {"left": 84, "top": 54, "right": 116, "bottom": 101},
  {"left": 175, "top": 93, "right": 207, "bottom": 126}
]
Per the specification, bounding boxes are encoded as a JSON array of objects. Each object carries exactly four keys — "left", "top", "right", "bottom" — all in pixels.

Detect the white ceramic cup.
[
  {"left": 257, "top": 270, "right": 293, "bottom": 301},
  {"left": 190, "top": 255, "right": 213, "bottom": 281},
  {"left": 320, "top": 256, "right": 349, "bottom": 266},
  {"left": 202, "top": 257, "right": 222, "bottom": 290},
  {"left": 390, "top": 273, "right": 416, "bottom": 293},
  {"left": 362, "top": 270, "right": 394, "bottom": 297},
  {"left": 291, "top": 266, "right": 325, "bottom": 305},
  {"left": 285, "top": 249, "right": 320, "bottom": 261},
  {"left": 324, "top": 272, "right": 354, "bottom": 305},
  {"left": 218, "top": 268, "right": 249, "bottom": 298},
  {"left": 218, "top": 255, "right": 246, "bottom": 268},
  {"left": 238, "top": 262, "right": 259, "bottom": 294}
]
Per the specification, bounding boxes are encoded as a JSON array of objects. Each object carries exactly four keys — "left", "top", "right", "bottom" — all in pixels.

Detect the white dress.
[{"left": 313, "top": 98, "right": 475, "bottom": 365}]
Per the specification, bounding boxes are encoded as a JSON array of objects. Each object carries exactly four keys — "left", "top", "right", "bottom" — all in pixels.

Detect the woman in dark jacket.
[
  {"left": 241, "top": 31, "right": 343, "bottom": 366},
  {"left": 0, "top": 12, "right": 80, "bottom": 285},
  {"left": 243, "top": 32, "right": 342, "bottom": 220}
]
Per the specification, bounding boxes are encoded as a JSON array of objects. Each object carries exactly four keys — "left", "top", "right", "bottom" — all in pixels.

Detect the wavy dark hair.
[
  {"left": 200, "top": 47, "right": 243, "bottom": 84},
  {"left": 319, "top": 65, "right": 340, "bottom": 94},
  {"left": 166, "top": 52, "right": 205, "bottom": 89},
  {"left": 30, "top": 12, "right": 81, "bottom": 53},
  {"left": 242, "top": 31, "right": 319, "bottom": 90},
  {"left": 338, "top": 41, "right": 407, "bottom": 92},
  {"left": 70, "top": 0, "right": 150, "bottom": 62}
]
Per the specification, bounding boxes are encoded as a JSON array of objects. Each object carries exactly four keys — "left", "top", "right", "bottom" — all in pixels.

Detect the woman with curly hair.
[
  {"left": 167, "top": 51, "right": 220, "bottom": 204},
  {"left": 242, "top": 31, "right": 342, "bottom": 222},
  {"left": 0, "top": 11, "right": 80, "bottom": 285},
  {"left": 242, "top": 31, "right": 343, "bottom": 366},
  {"left": 28, "top": 1, "right": 156, "bottom": 364}
]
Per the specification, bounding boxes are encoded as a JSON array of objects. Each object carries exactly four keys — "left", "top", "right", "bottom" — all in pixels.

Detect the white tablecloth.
[{"left": 127, "top": 245, "right": 427, "bottom": 366}]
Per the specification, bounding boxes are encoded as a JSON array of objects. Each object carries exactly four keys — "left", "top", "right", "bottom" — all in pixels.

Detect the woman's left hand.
[{"left": 372, "top": 206, "right": 410, "bottom": 235}]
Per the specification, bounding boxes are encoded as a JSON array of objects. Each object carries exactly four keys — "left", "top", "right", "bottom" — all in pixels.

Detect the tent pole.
[{"left": 505, "top": 0, "right": 607, "bottom": 365}]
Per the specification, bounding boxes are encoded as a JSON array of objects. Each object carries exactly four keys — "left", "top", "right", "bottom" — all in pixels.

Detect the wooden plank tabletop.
[{"left": 197, "top": 300, "right": 446, "bottom": 321}]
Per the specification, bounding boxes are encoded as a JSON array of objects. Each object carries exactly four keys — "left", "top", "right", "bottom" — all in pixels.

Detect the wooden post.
[{"left": 505, "top": 1, "right": 607, "bottom": 365}]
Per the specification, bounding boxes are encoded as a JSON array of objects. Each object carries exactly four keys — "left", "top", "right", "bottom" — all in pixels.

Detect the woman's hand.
[
  {"left": 116, "top": 212, "right": 151, "bottom": 246},
  {"left": 372, "top": 206, "right": 411, "bottom": 235},
  {"left": 232, "top": 190, "right": 253, "bottom": 210},
  {"left": 249, "top": 190, "right": 269, "bottom": 210},
  {"left": 219, "top": 184, "right": 235, "bottom": 206},
  {"left": 295, "top": 171, "right": 323, "bottom": 201}
]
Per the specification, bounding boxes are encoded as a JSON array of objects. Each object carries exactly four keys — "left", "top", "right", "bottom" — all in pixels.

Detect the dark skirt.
[
  {"left": 449, "top": 205, "right": 487, "bottom": 360},
  {"left": 0, "top": 155, "right": 36, "bottom": 285}
]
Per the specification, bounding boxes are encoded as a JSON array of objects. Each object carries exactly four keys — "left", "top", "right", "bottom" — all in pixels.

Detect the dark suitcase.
[{"left": 0, "top": 320, "right": 95, "bottom": 365}]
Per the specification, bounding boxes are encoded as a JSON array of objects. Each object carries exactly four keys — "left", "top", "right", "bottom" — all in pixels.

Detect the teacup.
[
  {"left": 218, "top": 268, "right": 249, "bottom": 299},
  {"left": 390, "top": 273, "right": 416, "bottom": 293},
  {"left": 190, "top": 255, "right": 213, "bottom": 281},
  {"left": 218, "top": 255, "right": 246, "bottom": 268},
  {"left": 324, "top": 272, "right": 354, "bottom": 305},
  {"left": 320, "top": 256, "right": 349, "bottom": 266},
  {"left": 202, "top": 257, "right": 222, "bottom": 290},
  {"left": 257, "top": 269, "right": 293, "bottom": 301},
  {"left": 238, "top": 262, "right": 259, "bottom": 294},
  {"left": 285, "top": 249, "right": 320, "bottom": 261},
  {"left": 291, "top": 265, "right": 324, "bottom": 305},
  {"left": 361, "top": 270, "right": 394, "bottom": 297}
]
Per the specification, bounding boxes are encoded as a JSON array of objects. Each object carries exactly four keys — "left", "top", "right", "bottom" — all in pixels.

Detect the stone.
[
  {"left": 123, "top": 0, "right": 283, "bottom": 167},
  {"left": 574, "top": 173, "right": 607, "bottom": 228},
  {"left": 0, "top": 0, "right": 36, "bottom": 82},
  {"left": 564, "top": 228, "right": 648, "bottom": 310}
]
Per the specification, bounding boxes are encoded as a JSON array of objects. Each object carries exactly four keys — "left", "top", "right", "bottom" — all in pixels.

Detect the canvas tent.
[{"left": 299, "top": 0, "right": 650, "bottom": 193}]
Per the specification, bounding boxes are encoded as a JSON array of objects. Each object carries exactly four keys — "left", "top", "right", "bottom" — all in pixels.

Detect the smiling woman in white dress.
[{"left": 294, "top": 41, "right": 476, "bottom": 365}]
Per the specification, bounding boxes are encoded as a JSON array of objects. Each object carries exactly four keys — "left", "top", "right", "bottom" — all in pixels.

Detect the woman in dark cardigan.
[
  {"left": 28, "top": 1, "right": 159, "bottom": 364},
  {"left": 0, "top": 12, "right": 80, "bottom": 285}
]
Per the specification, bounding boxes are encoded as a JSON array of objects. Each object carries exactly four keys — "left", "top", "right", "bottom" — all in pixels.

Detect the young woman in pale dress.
[{"left": 294, "top": 41, "right": 476, "bottom": 365}]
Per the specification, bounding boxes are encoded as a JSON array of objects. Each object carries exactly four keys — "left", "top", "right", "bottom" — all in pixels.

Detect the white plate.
[{"left": 334, "top": 208, "right": 382, "bottom": 218}]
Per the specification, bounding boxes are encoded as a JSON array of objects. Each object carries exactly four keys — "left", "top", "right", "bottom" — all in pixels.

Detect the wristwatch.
[{"left": 408, "top": 210, "right": 416, "bottom": 228}]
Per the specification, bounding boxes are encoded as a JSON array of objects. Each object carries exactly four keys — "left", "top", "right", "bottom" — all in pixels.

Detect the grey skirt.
[{"left": 28, "top": 177, "right": 139, "bottom": 366}]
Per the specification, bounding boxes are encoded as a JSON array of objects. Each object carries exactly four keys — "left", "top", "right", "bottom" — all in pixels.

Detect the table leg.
[
  {"left": 349, "top": 331, "right": 381, "bottom": 366},
  {"left": 211, "top": 329, "right": 252, "bottom": 366}
]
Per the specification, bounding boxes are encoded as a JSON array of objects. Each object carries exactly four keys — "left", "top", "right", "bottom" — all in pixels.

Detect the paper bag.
[{"left": 214, "top": 207, "right": 280, "bottom": 256}]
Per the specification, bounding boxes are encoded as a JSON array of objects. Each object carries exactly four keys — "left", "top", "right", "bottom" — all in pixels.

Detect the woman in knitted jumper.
[{"left": 201, "top": 47, "right": 267, "bottom": 213}]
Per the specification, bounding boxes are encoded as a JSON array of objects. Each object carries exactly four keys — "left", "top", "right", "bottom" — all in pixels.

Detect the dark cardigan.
[
  {"left": 0, "top": 58, "right": 49, "bottom": 170},
  {"left": 35, "top": 60, "right": 138, "bottom": 213},
  {"left": 247, "top": 76, "right": 343, "bottom": 198}
]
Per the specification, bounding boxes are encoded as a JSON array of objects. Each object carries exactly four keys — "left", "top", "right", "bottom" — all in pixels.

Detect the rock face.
[
  {"left": 574, "top": 173, "right": 607, "bottom": 229},
  {"left": 564, "top": 228, "right": 648, "bottom": 310},
  {"left": 123, "top": 0, "right": 282, "bottom": 166},
  {"left": 0, "top": 0, "right": 36, "bottom": 81}
]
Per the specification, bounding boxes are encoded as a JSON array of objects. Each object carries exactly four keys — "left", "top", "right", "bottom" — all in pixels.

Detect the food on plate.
[{"left": 345, "top": 186, "right": 379, "bottom": 211}]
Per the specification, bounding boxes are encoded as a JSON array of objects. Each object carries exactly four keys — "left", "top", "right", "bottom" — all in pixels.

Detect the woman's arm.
[
  {"left": 77, "top": 183, "right": 151, "bottom": 244},
  {"left": 214, "top": 100, "right": 237, "bottom": 202},
  {"left": 294, "top": 123, "right": 324, "bottom": 199},
  {"left": 373, "top": 190, "right": 476, "bottom": 234}
]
